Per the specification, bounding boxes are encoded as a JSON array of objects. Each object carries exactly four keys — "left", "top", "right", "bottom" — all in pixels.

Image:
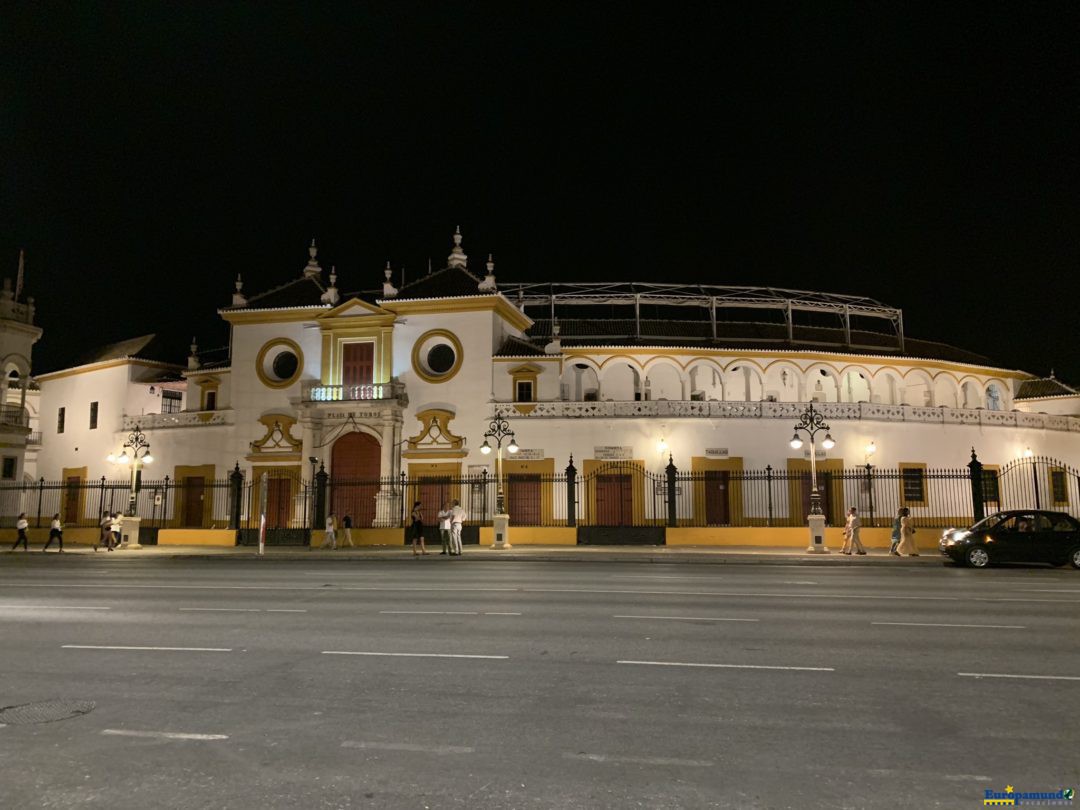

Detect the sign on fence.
[
  {"left": 594, "top": 446, "right": 633, "bottom": 460},
  {"left": 512, "top": 448, "right": 545, "bottom": 460},
  {"left": 705, "top": 448, "right": 730, "bottom": 458}
]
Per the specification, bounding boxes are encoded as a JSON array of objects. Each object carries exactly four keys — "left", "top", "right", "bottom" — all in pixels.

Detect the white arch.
[
  {"left": 685, "top": 358, "right": 725, "bottom": 401},
  {"left": 901, "top": 368, "right": 935, "bottom": 406},
  {"left": 984, "top": 377, "right": 1011, "bottom": 411},
  {"left": 803, "top": 362, "right": 842, "bottom": 403},
  {"left": 722, "top": 362, "right": 765, "bottom": 402},
  {"left": 600, "top": 362, "right": 640, "bottom": 401},
  {"left": 761, "top": 361, "right": 803, "bottom": 402},
  {"left": 837, "top": 364, "right": 874, "bottom": 403},
  {"left": 931, "top": 372, "right": 961, "bottom": 409},
  {"left": 957, "top": 375, "right": 983, "bottom": 409},
  {"left": 562, "top": 362, "right": 601, "bottom": 401},
  {"left": 870, "top": 368, "right": 905, "bottom": 405},
  {"left": 643, "top": 359, "right": 685, "bottom": 400}
]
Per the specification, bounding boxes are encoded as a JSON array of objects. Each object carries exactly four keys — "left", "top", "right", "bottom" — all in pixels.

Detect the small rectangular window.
[
  {"left": 89, "top": 401, "right": 98, "bottom": 430},
  {"left": 1, "top": 456, "right": 16, "bottom": 480},
  {"left": 900, "top": 466, "right": 926, "bottom": 505},
  {"left": 1050, "top": 469, "right": 1068, "bottom": 504},
  {"left": 161, "top": 390, "right": 182, "bottom": 414},
  {"left": 981, "top": 469, "right": 1001, "bottom": 504},
  {"left": 204, "top": 390, "right": 217, "bottom": 411},
  {"left": 515, "top": 381, "right": 534, "bottom": 403},
  {"left": 57, "top": 407, "right": 65, "bottom": 434}
]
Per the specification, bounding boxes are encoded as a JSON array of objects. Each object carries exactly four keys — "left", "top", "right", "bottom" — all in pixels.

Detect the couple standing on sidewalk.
[
  {"left": 436, "top": 500, "right": 465, "bottom": 557},
  {"left": 318, "top": 513, "right": 354, "bottom": 550}
]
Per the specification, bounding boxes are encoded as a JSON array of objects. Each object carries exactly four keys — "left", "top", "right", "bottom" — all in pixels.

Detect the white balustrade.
[{"left": 121, "top": 410, "right": 234, "bottom": 430}]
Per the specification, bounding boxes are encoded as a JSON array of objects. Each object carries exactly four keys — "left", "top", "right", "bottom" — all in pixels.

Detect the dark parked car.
[{"left": 940, "top": 510, "right": 1080, "bottom": 568}]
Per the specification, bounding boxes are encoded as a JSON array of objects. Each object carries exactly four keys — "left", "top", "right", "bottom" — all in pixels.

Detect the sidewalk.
[{"left": 3, "top": 544, "right": 946, "bottom": 566}]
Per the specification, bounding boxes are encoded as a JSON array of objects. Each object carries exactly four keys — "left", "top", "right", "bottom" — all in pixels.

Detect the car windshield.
[{"left": 969, "top": 515, "right": 1004, "bottom": 532}]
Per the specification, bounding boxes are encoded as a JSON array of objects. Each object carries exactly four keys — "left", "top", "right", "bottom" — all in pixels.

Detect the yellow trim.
[
  {"left": 36, "top": 358, "right": 182, "bottom": 383},
  {"left": 898, "top": 462, "right": 929, "bottom": 507},
  {"left": 492, "top": 356, "right": 560, "bottom": 363},
  {"left": 786, "top": 458, "right": 845, "bottom": 523},
  {"left": 219, "top": 308, "right": 327, "bottom": 325},
  {"left": 383, "top": 295, "right": 533, "bottom": 332},
  {"left": 478, "top": 526, "right": 577, "bottom": 545},
  {"left": 255, "top": 338, "right": 305, "bottom": 389},
  {"left": 512, "top": 404, "right": 537, "bottom": 415},
  {"left": 582, "top": 459, "right": 646, "bottom": 526},
  {"left": 503, "top": 457, "right": 555, "bottom": 525},
  {"left": 157, "top": 529, "right": 235, "bottom": 546},
  {"left": 317, "top": 297, "right": 396, "bottom": 320},
  {"left": 689, "top": 457, "right": 745, "bottom": 526},
  {"left": 196, "top": 378, "right": 220, "bottom": 410},
  {"left": 411, "top": 329, "right": 464, "bottom": 384},
  {"left": 250, "top": 414, "right": 303, "bottom": 454},
  {"left": 401, "top": 449, "right": 470, "bottom": 459},
  {"left": 173, "top": 464, "right": 216, "bottom": 528},
  {"left": 246, "top": 452, "right": 302, "bottom": 463},
  {"left": 320, "top": 329, "right": 393, "bottom": 386},
  {"left": 406, "top": 461, "right": 464, "bottom": 510},
  {"left": 510, "top": 363, "right": 541, "bottom": 403},
  {"left": 406, "top": 408, "right": 465, "bottom": 451}
]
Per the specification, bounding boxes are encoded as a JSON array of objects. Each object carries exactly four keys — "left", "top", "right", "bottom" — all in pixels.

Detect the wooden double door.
[{"left": 330, "top": 431, "right": 382, "bottom": 528}]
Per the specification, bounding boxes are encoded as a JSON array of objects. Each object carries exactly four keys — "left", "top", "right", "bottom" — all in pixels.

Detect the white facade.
[{"left": 22, "top": 233, "right": 1080, "bottom": 526}]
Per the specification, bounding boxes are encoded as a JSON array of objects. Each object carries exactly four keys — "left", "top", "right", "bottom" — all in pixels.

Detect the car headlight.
[{"left": 943, "top": 530, "right": 968, "bottom": 545}]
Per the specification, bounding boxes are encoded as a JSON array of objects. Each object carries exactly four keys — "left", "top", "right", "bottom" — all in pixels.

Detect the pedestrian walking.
[
  {"left": 840, "top": 507, "right": 866, "bottom": 555},
  {"left": 43, "top": 513, "right": 64, "bottom": 553},
  {"left": 95, "top": 511, "right": 111, "bottom": 551},
  {"left": 321, "top": 512, "right": 337, "bottom": 549},
  {"left": 449, "top": 499, "right": 465, "bottom": 556},
  {"left": 437, "top": 501, "right": 452, "bottom": 555},
  {"left": 410, "top": 502, "right": 428, "bottom": 556},
  {"left": 10, "top": 512, "right": 29, "bottom": 551},
  {"left": 895, "top": 507, "right": 919, "bottom": 556},
  {"left": 110, "top": 513, "right": 122, "bottom": 550},
  {"left": 889, "top": 508, "right": 904, "bottom": 556},
  {"left": 341, "top": 514, "right": 354, "bottom": 547}
]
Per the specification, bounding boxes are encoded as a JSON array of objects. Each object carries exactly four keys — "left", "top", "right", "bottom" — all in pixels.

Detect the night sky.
[{"left": 3, "top": 4, "right": 1078, "bottom": 378}]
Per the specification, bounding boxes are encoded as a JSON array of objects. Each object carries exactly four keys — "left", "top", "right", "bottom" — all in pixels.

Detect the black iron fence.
[{"left": 2, "top": 452, "right": 1077, "bottom": 535}]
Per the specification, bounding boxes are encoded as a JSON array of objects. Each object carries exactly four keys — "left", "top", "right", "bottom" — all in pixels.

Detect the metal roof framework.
[{"left": 503, "top": 282, "right": 905, "bottom": 351}]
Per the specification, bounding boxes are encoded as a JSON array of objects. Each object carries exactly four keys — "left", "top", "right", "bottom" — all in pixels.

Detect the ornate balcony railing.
[
  {"left": 0, "top": 404, "right": 29, "bottom": 428},
  {"left": 302, "top": 381, "right": 405, "bottom": 403},
  {"left": 122, "top": 410, "right": 235, "bottom": 430},
  {"left": 503, "top": 399, "right": 1080, "bottom": 432}
]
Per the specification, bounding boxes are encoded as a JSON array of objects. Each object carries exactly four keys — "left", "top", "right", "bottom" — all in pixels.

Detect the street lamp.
[
  {"left": 106, "top": 425, "right": 153, "bottom": 548},
  {"left": 107, "top": 424, "right": 153, "bottom": 517},
  {"left": 480, "top": 411, "right": 518, "bottom": 548},
  {"left": 789, "top": 402, "right": 835, "bottom": 553}
]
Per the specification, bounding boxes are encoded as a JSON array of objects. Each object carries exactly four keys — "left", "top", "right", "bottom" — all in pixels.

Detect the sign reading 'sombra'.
[{"left": 594, "top": 446, "right": 633, "bottom": 460}]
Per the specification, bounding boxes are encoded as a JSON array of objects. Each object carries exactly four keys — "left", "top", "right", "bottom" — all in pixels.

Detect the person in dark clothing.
[
  {"left": 11, "top": 512, "right": 29, "bottom": 551},
  {"left": 43, "top": 513, "right": 64, "bottom": 552},
  {"left": 342, "top": 514, "right": 354, "bottom": 547}
]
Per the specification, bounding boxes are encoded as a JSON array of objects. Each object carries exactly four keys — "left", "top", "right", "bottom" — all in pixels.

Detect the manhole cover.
[{"left": 0, "top": 699, "right": 96, "bottom": 725}]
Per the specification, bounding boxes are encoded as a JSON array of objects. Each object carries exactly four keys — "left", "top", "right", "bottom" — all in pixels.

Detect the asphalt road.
[{"left": 1, "top": 556, "right": 1078, "bottom": 809}]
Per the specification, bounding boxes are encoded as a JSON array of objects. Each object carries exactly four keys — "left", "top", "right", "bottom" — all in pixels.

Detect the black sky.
[{"left": 3, "top": 3, "right": 1078, "bottom": 377}]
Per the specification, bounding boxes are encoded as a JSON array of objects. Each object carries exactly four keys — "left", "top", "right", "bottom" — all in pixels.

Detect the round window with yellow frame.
[
  {"left": 256, "top": 338, "right": 304, "bottom": 389},
  {"left": 411, "top": 329, "right": 463, "bottom": 383}
]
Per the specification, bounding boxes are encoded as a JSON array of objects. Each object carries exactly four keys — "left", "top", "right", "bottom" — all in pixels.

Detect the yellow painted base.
[
  {"left": 157, "top": 529, "right": 236, "bottom": 547},
  {"left": 316, "top": 528, "right": 405, "bottom": 547},
  {"left": 666, "top": 526, "right": 940, "bottom": 550},
  {"left": 0, "top": 527, "right": 101, "bottom": 546},
  {"left": 478, "top": 526, "right": 577, "bottom": 545}
]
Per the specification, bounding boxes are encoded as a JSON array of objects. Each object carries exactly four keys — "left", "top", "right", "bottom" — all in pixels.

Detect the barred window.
[
  {"left": 901, "top": 467, "right": 926, "bottom": 504},
  {"left": 1050, "top": 469, "right": 1068, "bottom": 503}
]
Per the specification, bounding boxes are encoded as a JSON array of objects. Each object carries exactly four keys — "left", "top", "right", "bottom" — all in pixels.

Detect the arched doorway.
[{"left": 331, "top": 431, "right": 381, "bottom": 528}]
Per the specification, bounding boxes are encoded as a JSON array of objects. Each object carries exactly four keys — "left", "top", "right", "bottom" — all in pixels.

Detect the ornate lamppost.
[
  {"left": 788, "top": 403, "right": 835, "bottom": 553},
  {"left": 480, "top": 411, "right": 518, "bottom": 549},
  {"left": 106, "top": 424, "right": 154, "bottom": 548}
]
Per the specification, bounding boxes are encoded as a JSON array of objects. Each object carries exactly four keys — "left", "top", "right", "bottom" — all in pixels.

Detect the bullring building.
[{"left": 5, "top": 229, "right": 1080, "bottom": 542}]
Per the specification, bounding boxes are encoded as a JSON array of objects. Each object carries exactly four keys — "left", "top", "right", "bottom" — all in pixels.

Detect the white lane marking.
[
  {"left": 613, "top": 615, "right": 758, "bottom": 623},
  {"left": 0, "top": 583, "right": 520, "bottom": 593},
  {"left": 379, "top": 610, "right": 478, "bottom": 615},
  {"left": 484, "top": 612, "right": 521, "bottom": 616},
  {"left": 781, "top": 581, "right": 817, "bottom": 585},
  {"left": 0, "top": 605, "right": 111, "bottom": 610},
  {"left": 609, "top": 575, "right": 720, "bottom": 580},
  {"left": 942, "top": 774, "right": 993, "bottom": 782},
  {"left": 563, "top": 752, "right": 713, "bottom": 767},
  {"left": 872, "top": 622, "right": 1025, "bottom": 629},
  {"left": 342, "top": 741, "right": 474, "bottom": 754},
  {"left": 101, "top": 729, "right": 228, "bottom": 741},
  {"left": 323, "top": 651, "right": 508, "bottom": 660},
  {"left": 618, "top": 660, "right": 834, "bottom": 672},
  {"left": 179, "top": 608, "right": 262, "bottom": 613},
  {"left": 266, "top": 609, "right": 307, "bottom": 613},
  {"left": 63, "top": 645, "right": 232, "bottom": 652},
  {"left": 958, "top": 672, "right": 1080, "bottom": 682},
  {"left": 1013, "top": 589, "right": 1080, "bottom": 594}
]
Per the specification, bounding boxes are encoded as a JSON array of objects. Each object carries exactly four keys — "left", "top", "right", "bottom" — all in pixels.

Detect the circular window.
[
  {"left": 272, "top": 351, "right": 299, "bottom": 381},
  {"left": 427, "top": 344, "right": 456, "bottom": 374},
  {"left": 256, "top": 338, "right": 305, "bottom": 389},
  {"left": 411, "top": 329, "right": 463, "bottom": 383}
]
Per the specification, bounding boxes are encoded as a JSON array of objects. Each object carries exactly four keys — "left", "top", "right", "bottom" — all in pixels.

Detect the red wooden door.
[
  {"left": 331, "top": 432, "right": 381, "bottom": 528},
  {"left": 596, "top": 474, "right": 632, "bottom": 526},
  {"left": 64, "top": 476, "right": 81, "bottom": 524},
  {"left": 266, "top": 478, "right": 291, "bottom": 528},
  {"left": 343, "top": 343, "right": 374, "bottom": 394},
  {"left": 183, "top": 477, "right": 205, "bottom": 527},
  {"left": 506, "top": 474, "right": 541, "bottom": 525},
  {"left": 704, "top": 470, "right": 730, "bottom": 526}
]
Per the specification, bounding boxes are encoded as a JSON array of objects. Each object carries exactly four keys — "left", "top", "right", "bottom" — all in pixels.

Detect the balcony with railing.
[
  {"left": 500, "top": 399, "right": 1080, "bottom": 433},
  {"left": 122, "top": 410, "right": 235, "bottom": 431},
  {"left": 302, "top": 380, "right": 405, "bottom": 403},
  {"left": 0, "top": 404, "right": 30, "bottom": 429},
  {"left": 26, "top": 431, "right": 42, "bottom": 446}
]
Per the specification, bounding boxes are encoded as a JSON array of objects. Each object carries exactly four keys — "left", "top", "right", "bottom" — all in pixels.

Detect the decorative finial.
[
  {"left": 447, "top": 226, "right": 468, "bottom": 269},
  {"left": 320, "top": 265, "right": 340, "bottom": 305},
  {"left": 382, "top": 261, "right": 398, "bottom": 298},
  {"left": 187, "top": 337, "right": 200, "bottom": 371},
  {"left": 479, "top": 253, "right": 497, "bottom": 292},
  {"left": 1050, "top": 368, "right": 1055, "bottom": 380},
  {"left": 304, "top": 238, "right": 321, "bottom": 277},
  {"left": 231, "top": 273, "right": 248, "bottom": 307},
  {"left": 544, "top": 316, "right": 562, "bottom": 355}
]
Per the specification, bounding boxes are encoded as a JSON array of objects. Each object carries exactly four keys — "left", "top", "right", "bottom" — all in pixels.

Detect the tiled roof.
[
  {"left": 39, "top": 334, "right": 186, "bottom": 375},
  {"left": 1016, "top": 377, "right": 1079, "bottom": 399},
  {"left": 240, "top": 276, "right": 328, "bottom": 310},
  {"left": 393, "top": 266, "right": 485, "bottom": 300},
  {"left": 494, "top": 336, "right": 547, "bottom": 357}
]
